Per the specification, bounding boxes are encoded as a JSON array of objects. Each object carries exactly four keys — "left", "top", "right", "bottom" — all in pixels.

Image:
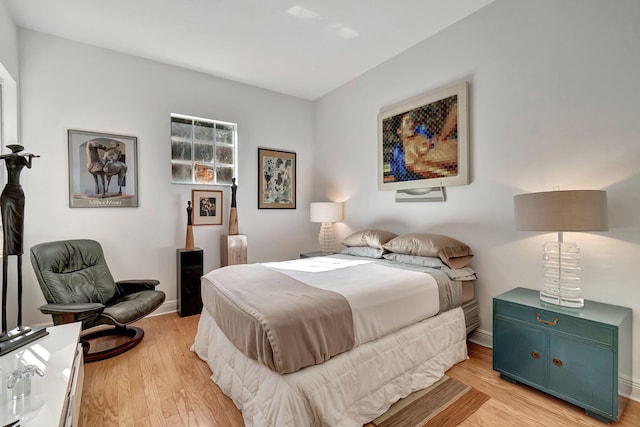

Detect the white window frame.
[{"left": 170, "top": 113, "right": 238, "bottom": 185}]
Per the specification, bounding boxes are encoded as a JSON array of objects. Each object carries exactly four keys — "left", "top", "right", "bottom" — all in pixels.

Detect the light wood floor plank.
[
  {"left": 79, "top": 313, "right": 639, "bottom": 426},
  {"left": 126, "top": 345, "right": 149, "bottom": 425}
]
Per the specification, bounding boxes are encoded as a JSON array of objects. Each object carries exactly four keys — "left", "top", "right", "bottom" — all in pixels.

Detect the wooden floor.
[{"left": 80, "top": 313, "right": 640, "bottom": 426}]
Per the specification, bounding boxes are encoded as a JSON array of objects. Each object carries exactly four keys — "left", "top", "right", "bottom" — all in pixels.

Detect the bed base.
[{"left": 193, "top": 304, "right": 470, "bottom": 427}]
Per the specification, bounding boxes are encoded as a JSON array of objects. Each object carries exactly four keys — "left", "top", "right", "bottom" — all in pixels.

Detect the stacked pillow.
[
  {"left": 340, "top": 229, "right": 397, "bottom": 258},
  {"left": 340, "top": 230, "right": 474, "bottom": 270},
  {"left": 381, "top": 232, "right": 474, "bottom": 269}
]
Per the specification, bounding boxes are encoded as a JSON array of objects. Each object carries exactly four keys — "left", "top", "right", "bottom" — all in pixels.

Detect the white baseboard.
[
  {"left": 467, "top": 329, "right": 640, "bottom": 403},
  {"left": 149, "top": 299, "right": 179, "bottom": 317},
  {"left": 468, "top": 328, "right": 492, "bottom": 348}
]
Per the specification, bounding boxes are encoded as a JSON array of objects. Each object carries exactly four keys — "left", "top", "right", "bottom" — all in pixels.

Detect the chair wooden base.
[{"left": 81, "top": 325, "right": 144, "bottom": 363}]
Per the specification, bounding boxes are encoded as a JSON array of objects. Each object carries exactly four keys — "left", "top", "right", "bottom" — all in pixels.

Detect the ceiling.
[{"left": 3, "top": 0, "right": 494, "bottom": 100}]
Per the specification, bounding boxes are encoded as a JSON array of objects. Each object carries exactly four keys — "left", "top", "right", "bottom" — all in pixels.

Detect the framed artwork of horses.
[{"left": 68, "top": 129, "right": 139, "bottom": 208}]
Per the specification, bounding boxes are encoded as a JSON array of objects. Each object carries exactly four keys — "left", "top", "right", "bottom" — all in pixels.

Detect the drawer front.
[{"left": 495, "top": 300, "right": 615, "bottom": 346}]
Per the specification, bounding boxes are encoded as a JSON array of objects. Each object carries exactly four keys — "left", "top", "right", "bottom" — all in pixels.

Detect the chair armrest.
[
  {"left": 39, "top": 303, "right": 105, "bottom": 324},
  {"left": 116, "top": 279, "right": 161, "bottom": 294},
  {"left": 39, "top": 303, "right": 105, "bottom": 315}
]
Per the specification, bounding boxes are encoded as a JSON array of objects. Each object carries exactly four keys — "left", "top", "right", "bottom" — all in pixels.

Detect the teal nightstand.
[{"left": 493, "top": 287, "right": 632, "bottom": 423}]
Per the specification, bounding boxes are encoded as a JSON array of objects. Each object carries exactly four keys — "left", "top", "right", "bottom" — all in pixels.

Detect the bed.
[{"left": 192, "top": 231, "right": 479, "bottom": 426}]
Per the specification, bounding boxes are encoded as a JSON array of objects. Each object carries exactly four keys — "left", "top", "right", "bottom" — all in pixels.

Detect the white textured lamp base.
[{"left": 317, "top": 222, "right": 335, "bottom": 255}]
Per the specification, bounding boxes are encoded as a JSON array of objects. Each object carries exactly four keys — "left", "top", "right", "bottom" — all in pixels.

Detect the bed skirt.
[{"left": 192, "top": 305, "right": 468, "bottom": 427}]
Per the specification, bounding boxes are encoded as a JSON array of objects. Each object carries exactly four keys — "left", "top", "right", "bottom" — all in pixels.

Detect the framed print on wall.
[
  {"left": 377, "top": 81, "right": 469, "bottom": 191},
  {"left": 192, "top": 189, "right": 223, "bottom": 225},
  {"left": 68, "top": 129, "right": 138, "bottom": 208},
  {"left": 258, "top": 148, "right": 296, "bottom": 209}
]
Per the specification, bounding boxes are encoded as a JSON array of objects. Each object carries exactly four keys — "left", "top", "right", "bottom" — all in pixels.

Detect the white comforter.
[
  {"left": 260, "top": 255, "right": 441, "bottom": 345},
  {"left": 192, "top": 305, "right": 467, "bottom": 426}
]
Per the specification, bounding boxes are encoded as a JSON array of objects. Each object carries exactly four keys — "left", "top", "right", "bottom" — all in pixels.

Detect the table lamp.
[
  {"left": 514, "top": 190, "right": 608, "bottom": 308},
  {"left": 310, "top": 202, "right": 343, "bottom": 254}
]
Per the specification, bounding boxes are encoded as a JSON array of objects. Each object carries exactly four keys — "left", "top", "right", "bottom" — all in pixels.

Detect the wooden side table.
[
  {"left": 177, "top": 248, "right": 203, "bottom": 317},
  {"left": 220, "top": 234, "right": 247, "bottom": 266}
]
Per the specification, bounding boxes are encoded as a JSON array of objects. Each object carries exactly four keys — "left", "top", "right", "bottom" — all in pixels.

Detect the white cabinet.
[{"left": 1, "top": 322, "right": 83, "bottom": 426}]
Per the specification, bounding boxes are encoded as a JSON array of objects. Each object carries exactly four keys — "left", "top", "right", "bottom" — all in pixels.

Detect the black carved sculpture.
[
  {"left": 231, "top": 177, "right": 238, "bottom": 208},
  {"left": 0, "top": 144, "right": 47, "bottom": 354},
  {"left": 185, "top": 201, "right": 194, "bottom": 250},
  {"left": 229, "top": 177, "right": 239, "bottom": 235}
]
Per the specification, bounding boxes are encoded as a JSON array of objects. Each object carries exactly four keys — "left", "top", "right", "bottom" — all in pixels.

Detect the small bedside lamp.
[
  {"left": 514, "top": 190, "right": 607, "bottom": 308},
  {"left": 310, "top": 202, "right": 343, "bottom": 254}
]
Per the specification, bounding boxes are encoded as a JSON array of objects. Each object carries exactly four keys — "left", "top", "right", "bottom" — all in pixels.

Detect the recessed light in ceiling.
[
  {"left": 287, "top": 5, "right": 321, "bottom": 20},
  {"left": 328, "top": 23, "right": 359, "bottom": 39}
]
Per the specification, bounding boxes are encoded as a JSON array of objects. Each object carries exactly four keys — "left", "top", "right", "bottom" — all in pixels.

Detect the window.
[{"left": 170, "top": 114, "right": 237, "bottom": 185}]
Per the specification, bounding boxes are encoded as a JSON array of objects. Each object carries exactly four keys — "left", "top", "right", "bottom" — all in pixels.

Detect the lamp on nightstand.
[
  {"left": 514, "top": 189, "right": 608, "bottom": 308},
  {"left": 310, "top": 202, "right": 343, "bottom": 254}
]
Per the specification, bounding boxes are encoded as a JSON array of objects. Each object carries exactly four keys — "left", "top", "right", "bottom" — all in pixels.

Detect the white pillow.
[
  {"left": 383, "top": 253, "right": 477, "bottom": 280},
  {"left": 340, "top": 246, "right": 386, "bottom": 258},
  {"left": 383, "top": 253, "right": 445, "bottom": 268}
]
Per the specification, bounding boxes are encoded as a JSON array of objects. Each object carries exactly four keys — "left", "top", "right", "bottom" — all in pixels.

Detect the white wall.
[
  {"left": 8, "top": 29, "right": 317, "bottom": 328},
  {"left": 0, "top": 0, "right": 18, "bottom": 78},
  {"left": 0, "top": 0, "right": 19, "bottom": 150},
  {"left": 314, "top": 0, "right": 640, "bottom": 397}
]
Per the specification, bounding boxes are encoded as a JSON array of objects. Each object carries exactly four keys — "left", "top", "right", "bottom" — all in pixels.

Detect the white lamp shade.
[
  {"left": 514, "top": 190, "right": 607, "bottom": 232},
  {"left": 310, "top": 202, "right": 343, "bottom": 223}
]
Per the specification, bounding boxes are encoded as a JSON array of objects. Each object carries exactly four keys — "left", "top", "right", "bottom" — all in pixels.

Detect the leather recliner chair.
[{"left": 30, "top": 239, "right": 166, "bottom": 362}]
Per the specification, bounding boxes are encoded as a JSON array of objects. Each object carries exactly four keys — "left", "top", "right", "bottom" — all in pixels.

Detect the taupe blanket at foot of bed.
[{"left": 205, "top": 264, "right": 355, "bottom": 374}]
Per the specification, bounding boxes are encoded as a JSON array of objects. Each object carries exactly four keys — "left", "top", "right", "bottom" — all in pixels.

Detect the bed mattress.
[{"left": 201, "top": 255, "right": 466, "bottom": 373}]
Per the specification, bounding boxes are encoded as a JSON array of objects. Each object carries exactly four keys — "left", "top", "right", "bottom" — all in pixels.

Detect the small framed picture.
[
  {"left": 258, "top": 148, "right": 296, "bottom": 209},
  {"left": 192, "top": 189, "right": 223, "bottom": 225},
  {"left": 68, "top": 129, "right": 138, "bottom": 208}
]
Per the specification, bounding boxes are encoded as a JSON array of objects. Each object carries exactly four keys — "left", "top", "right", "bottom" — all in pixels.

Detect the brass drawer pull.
[
  {"left": 531, "top": 351, "right": 541, "bottom": 359},
  {"left": 553, "top": 358, "right": 563, "bottom": 367},
  {"left": 536, "top": 313, "right": 558, "bottom": 326}
]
